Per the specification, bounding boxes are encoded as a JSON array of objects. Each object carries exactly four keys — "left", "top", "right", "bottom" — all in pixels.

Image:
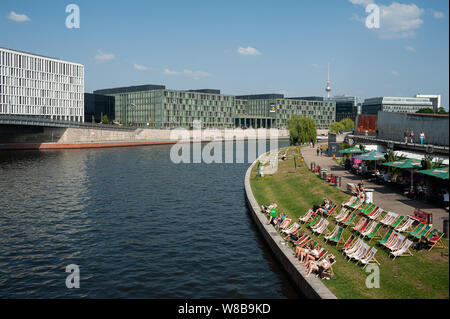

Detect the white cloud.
[
  {"left": 163, "top": 68, "right": 210, "bottom": 80},
  {"left": 433, "top": 11, "right": 445, "bottom": 19},
  {"left": 7, "top": 11, "right": 30, "bottom": 23},
  {"left": 95, "top": 50, "right": 115, "bottom": 62},
  {"left": 349, "top": 1, "right": 425, "bottom": 39},
  {"left": 134, "top": 64, "right": 148, "bottom": 71},
  {"left": 311, "top": 64, "right": 321, "bottom": 69},
  {"left": 237, "top": 46, "right": 262, "bottom": 56},
  {"left": 405, "top": 45, "right": 416, "bottom": 52},
  {"left": 391, "top": 70, "right": 400, "bottom": 76}
]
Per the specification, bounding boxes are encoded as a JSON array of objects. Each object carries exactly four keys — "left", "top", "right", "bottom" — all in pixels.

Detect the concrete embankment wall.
[
  {"left": 244, "top": 154, "right": 337, "bottom": 299},
  {"left": 377, "top": 112, "right": 449, "bottom": 146}
]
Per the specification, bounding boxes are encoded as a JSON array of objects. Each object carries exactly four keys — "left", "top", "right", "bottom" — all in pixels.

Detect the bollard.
[{"left": 444, "top": 219, "right": 449, "bottom": 239}]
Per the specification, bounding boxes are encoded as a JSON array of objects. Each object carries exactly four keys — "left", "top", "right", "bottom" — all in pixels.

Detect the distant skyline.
[{"left": 1, "top": 0, "right": 448, "bottom": 108}]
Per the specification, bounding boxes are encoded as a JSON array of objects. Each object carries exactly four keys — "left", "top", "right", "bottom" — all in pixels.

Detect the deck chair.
[
  {"left": 388, "top": 234, "right": 406, "bottom": 252},
  {"left": 343, "top": 196, "right": 357, "bottom": 207},
  {"left": 344, "top": 238, "right": 363, "bottom": 259},
  {"left": 368, "top": 208, "right": 383, "bottom": 220},
  {"left": 378, "top": 228, "right": 394, "bottom": 245},
  {"left": 385, "top": 213, "right": 400, "bottom": 227},
  {"left": 282, "top": 222, "right": 299, "bottom": 236},
  {"left": 353, "top": 217, "right": 368, "bottom": 232},
  {"left": 359, "top": 247, "right": 380, "bottom": 269},
  {"left": 310, "top": 217, "right": 324, "bottom": 231},
  {"left": 340, "top": 235, "right": 355, "bottom": 251},
  {"left": 411, "top": 224, "right": 432, "bottom": 240},
  {"left": 426, "top": 229, "right": 447, "bottom": 251},
  {"left": 395, "top": 217, "right": 415, "bottom": 233},
  {"left": 314, "top": 220, "right": 329, "bottom": 236},
  {"left": 278, "top": 218, "right": 292, "bottom": 230},
  {"left": 331, "top": 227, "right": 347, "bottom": 246},
  {"left": 390, "top": 215, "right": 404, "bottom": 229},
  {"left": 323, "top": 204, "right": 337, "bottom": 218},
  {"left": 379, "top": 212, "right": 394, "bottom": 225},
  {"left": 361, "top": 221, "right": 378, "bottom": 237},
  {"left": 339, "top": 212, "right": 356, "bottom": 226},
  {"left": 408, "top": 223, "right": 426, "bottom": 237},
  {"left": 381, "top": 232, "right": 399, "bottom": 249},
  {"left": 324, "top": 225, "right": 339, "bottom": 242},
  {"left": 362, "top": 204, "right": 378, "bottom": 217},
  {"left": 294, "top": 234, "right": 310, "bottom": 247},
  {"left": 366, "top": 224, "right": 383, "bottom": 243},
  {"left": 334, "top": 207, "right": 347, "bottom": 220},
  {"left": 348, "top": 243, "right": 369, "bottom": 262},
  {"left": 390, "top": 239, "right": 414, "bottom": 260},
  {"left": 360, "top": 203, "right": 375, "bottom": 215},
  {"left": 299, "top": 209, "right": 314, "bottom": 223},
  {"left": 352, "top": 198, "right": 366, "bottom": 211},
  {"left": 307, "top": 214, "right": 320, "bottom": 227}
]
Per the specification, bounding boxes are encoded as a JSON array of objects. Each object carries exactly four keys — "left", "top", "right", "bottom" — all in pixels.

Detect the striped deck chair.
[
  {"left": 352, "top": 198, "right": 366, "bottom": 211},
  {"left": 408, "top": 223, "right": 426, "bottom": 237},
  {"left": 294, "top": 234, "right": 310, "bottom": 247},
  {"left": 384, "top": 213, "right": 399, "bottom": 227},
  {"left": 395, "top": 217, "right": 415, "bottom": 233},
  {"left": 310, "top": 217, "right": 324, "bottom": 230},
  {"left": 353, "top": 217, "right": 368, "bottom": 232},
  {"left": 324, "top": 225, "right": 340, "bottom": 242},
  {"left": 378, "top": 228, "right": 394, "bottom": 245},
  {"left": 426, "top": 229, "right": 447, "bottom": 251},
  {"left": 344, "top": 238, "right": 363, "bottom": 259},
  {"left": 341, "top": 212, "right": 358, "bottom": 227},
  {"left": 348, "top": 243, "right": 369, "bottom": 262},
  {"left": 307, "top": 214, "right": 320, "bottom": 227},
  {"left": 278, "top": 218, "right": 292, "bottom": 230},
  {"left": 390, "top": 215, "right": 404, "bottom": 229},
  {"left": 368, "top": 207, "right": 383, "bottom": 220},
  {"left": 334, "top": 208, "right": 348, "bottom": 222},
  {"left": 359, "top": 247, "right": 380, "bottom": 269},
  {"left": 388, "top": 234, "right": 406, "bottom": 252},
  {"left": 360, "top": 203, "right": 375, "bottom": 215},
  {"left": 314, "top": 220, "right": 329, "bottom": 236},
  {"left": 343, "top": 196, "right": 357, "bottom": 207},
  {"left": 390, "top": 239, "right": 414, "bottom": 260},
  {"left": 331, "top": 227, "right": 346, "bottom": 246},
  {"left": 340, "top": 235, "right": 355, "bottom": 251},
  {"left": 361, "top": 221, "right": 378, "bottom": 237},
  {"left": 379, "top": 212, "right": 394, "bottom": 225},
  {"left": 299, "top": 209, "right": 314, "bottom": 223},
  {"left": 323, "top": 204, "right": 337, "bottom": 218},
  {"left": 362, "top": 204, "right": 377, "bottom": 217},
  {"left": 282, "top": 222, "right": 299, "bottom": 236},
  {"left": 366, "top": 224, "right": 383, "bottom": 243},
  {"left": 357, "top": 219, "right": 371, "bottom": 234},
  {"left": 411, "top": 224, "right": 432, "bottom": 240},
  {"left": 316, "top": 248, "right": 328, "bottom": 261},
  {"left": 346, "top": 197, "right": 361, "bottom": 209},
  {"left": 381, "top": 232, "right": 399, "bottom": 249}
]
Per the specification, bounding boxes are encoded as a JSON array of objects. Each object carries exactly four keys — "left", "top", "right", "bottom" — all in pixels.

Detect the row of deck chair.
[
  {"left": 342, "top": 237, "right": 380, "bottom": 269},
  {"left": 377, "top": 230, "right": 414, "bottom": 260}
]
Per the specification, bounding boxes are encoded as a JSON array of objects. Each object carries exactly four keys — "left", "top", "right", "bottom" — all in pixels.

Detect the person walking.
[
  {"left": 404, "top": 129, "right": 409, "bottom": 143},
  {"left": 409, "top": 130, "right": 414, "bottom": 143},
  {"left": 316, "top": 147, "right": 320, "bottom": 157},
  {"left": 420, "top": 131, "right": 425, "bottom": 145}
]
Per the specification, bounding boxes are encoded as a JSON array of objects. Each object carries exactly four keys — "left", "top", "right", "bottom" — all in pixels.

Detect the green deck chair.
[
  {"left": 378, "top": 228, "right": 394, "bottom": 245},
  {"left": 390, "top": 215, "right": 404, "bottom": 229},
  {"left": 307, "top": 215, "right": 320, "bottom": 227},
  {"left": 343, "top": 213, "right": 357, "bottom": 226},
  {"left": 412, "top": 224, "right": 432, "bottom": 239},
  {"left": 409, "top": 223, "right": 425, "bottom": 237},
  {"left": 367, "top": 224, "right": 382, "bottom": 241}
]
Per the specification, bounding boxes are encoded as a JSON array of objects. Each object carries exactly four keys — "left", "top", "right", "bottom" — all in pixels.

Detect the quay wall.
[{"left": 244, "top": 153, "right": 337, "bottom": 299}]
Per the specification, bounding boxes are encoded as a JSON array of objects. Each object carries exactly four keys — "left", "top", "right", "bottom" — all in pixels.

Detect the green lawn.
[{"left": 250, "top": 146, "right": 449, "bottom": 299}]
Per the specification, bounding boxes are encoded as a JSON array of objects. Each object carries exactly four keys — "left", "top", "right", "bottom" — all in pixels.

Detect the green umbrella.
[
  {"left": 382, "top": 158, "right": 422, "bottom": 191},
  {"left": 353, "top": 151, "right": 386, "bottom": 171},
  {"left": 339, "top": 146, "right": 365, "bottom": 154},
  {"left": 418, "top": 166, "right": 449, "bottom": 180}
]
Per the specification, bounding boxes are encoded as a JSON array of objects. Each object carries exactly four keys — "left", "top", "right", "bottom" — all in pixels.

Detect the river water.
[{"left": 0, "top": 140, "right": 301, "bottom": 298}]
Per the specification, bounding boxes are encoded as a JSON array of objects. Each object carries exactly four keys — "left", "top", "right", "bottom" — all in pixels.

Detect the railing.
[{"left": 0, "top": 115, "right": 137, "bottom": 131}]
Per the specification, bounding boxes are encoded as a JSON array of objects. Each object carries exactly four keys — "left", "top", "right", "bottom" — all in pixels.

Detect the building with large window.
[
  {"left": 329, "top": 95, "right": 358, "bottom": 122},
  {"left": 415, "top": 94, "right": 441, "bottom": 112},
  {"left": 96, "top": 85, "right": 336, "bottom": 129},
  {"left": 362, "top": 96, "right": 433, "bottom": 114},
  {"left": 0, "top": 47, "right": 84, "bottom": 122},
  {"left": 84, "top": 93, "right": 115, "bottom": 123}
]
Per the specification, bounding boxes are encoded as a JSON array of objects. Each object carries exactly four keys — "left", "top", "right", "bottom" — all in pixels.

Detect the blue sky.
[{"left": 1, "top": 0, "right": 449, "bottom": 108}]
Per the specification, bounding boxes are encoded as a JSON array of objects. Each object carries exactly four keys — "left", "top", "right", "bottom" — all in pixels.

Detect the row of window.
[
  {"left": 0, "top": 104, "right": 82, "bottom": 116},
  {"left": 0, "top": 67, "right": 83, "bottom": 86}
]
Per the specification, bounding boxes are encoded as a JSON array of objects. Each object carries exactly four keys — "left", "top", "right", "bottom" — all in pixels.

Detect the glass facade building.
[
  {"left": 329, "top": 95, "right": 358, "bottom": 122},
  {"left": 96, "top": 86, "right": 336, "bottom": 129},
  {"left": 0, "top": 47, "right": 84, "bottom": 122},
  {"left": 362, "top": 97, "right": 433, "bottom": 114}
]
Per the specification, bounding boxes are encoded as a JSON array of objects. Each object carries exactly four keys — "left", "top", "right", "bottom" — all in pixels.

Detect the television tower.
[{"left": 325, "top": 63, "right": 331, "bottom": 99}]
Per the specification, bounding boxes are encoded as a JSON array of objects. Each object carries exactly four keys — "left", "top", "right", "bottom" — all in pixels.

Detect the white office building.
[
  {"left": 0, "top": 47, "right": 84, "bottom": 122},
  {"left": 415, "top": 94, "right": 441, "bottom": 112}
]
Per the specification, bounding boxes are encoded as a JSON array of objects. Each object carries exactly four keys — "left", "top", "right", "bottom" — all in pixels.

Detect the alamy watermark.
[
  {"left": 65, "top": 4, "right": 80, "bottom": 29},
  {"left": 365, "top": 4, "right": 380, "bottom": 29},
  {"left": 169, "top": 121, "right": 279, "bottom": 170},
  {"left": 65, "top": 264, "right": 80, "bottom": 289},
  {"left": 365, "top": 264, "right": 380, "bottom": 289}
]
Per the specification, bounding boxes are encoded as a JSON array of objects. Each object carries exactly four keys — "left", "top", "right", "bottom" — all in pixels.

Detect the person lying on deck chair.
[
  {"left": 289, "top": 229, "right": 305, "bottom": 242},
  {"left": 314, "top": 199, "right": 331, "bottom": 215},
  {"left": 295, "top": 242, "right": 313, "bottom": 260},
  {"left": 305, "top": 254, "right": 334, "bottom": 278},
  {"left": 273, "top": 212, "right": 287, "bottom": 229},
  {"left": 298, "top": 243, "right": 320, "bottom": 264},
  {"left": 261, "top": 202, "right": 277, "bottom": 214}
]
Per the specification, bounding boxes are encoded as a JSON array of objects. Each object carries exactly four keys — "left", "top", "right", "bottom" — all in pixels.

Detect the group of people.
[
  {"left": 294, "top": 240, "right": 334, "bottom": 278},
  {"left": 404, "top": 129, "right": 426, "bottom": 145}
]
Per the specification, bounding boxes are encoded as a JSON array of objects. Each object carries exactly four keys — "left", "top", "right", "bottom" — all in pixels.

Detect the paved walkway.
[{"left": 302, "top": 145, "right": 449, "bottom": 231}]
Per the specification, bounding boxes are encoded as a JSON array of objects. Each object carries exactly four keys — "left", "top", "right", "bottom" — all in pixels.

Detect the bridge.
[{"left": 0, "top": 115, "right": 137, "bottom": 132}]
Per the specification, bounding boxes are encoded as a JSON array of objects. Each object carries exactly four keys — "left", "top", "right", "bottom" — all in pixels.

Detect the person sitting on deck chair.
[
  {"left": 295, "top": 242, "right": 313, "bottom": 260},
  {"left": 314, "top": 198, "right": 331, "bottom": 216},
  {"left": 273, "top": 212, "right": 287, "bottom": 229},
  {"left": 302, "top": 245, "right": 322, "bottom": 265},
  {"left": 305, "top": 254, "right": 334, "bottom": 278},
  {"left": 299, "top": 243, "right": 320, "bottom": 264},
  {"left": 261, "top": 202, "right": 277, "bottom": 214}
]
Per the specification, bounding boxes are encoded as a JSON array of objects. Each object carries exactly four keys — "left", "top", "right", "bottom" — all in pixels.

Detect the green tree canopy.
[
  {"left": 287, "top": 115, "right": 317, "bottom": 145},
  {"left": 329, "top": 121, "right": 345, "bottom": 134},
  {"left": 416, "top": 108, "right": 435, "bottom": 114},
  {"left": 340, "top": 118, "right": 355, "bottom": 130},
  {"left": 437, "top": 107, "right": 449, "bottom": 114},
  {"left": 102, "top": 114, "right": 110, "bottom": 124}
]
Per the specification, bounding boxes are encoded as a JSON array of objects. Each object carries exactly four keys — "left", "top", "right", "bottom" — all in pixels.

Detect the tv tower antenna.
[{"left": 325, "top": 63, "right": 331, "bottom": 99}]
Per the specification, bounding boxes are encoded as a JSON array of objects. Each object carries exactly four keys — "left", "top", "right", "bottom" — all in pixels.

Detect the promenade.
[{"left": 302, "top": 145, "right": 449, "bottom": 232}]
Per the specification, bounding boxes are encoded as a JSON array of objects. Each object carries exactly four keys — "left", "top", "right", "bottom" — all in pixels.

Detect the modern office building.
[
  {"left": 415, "top": 94, "right": 441, "bottom": 112},
  {"left": 84, "top": 93, "right": 115, "bottom": 123},
  {"left": 361, "top": 96, "right": 433, "bottom": 115},
  {"left": 329, "top": 95, "right": 358, "bottom": 122},
  {"left": 0, "top": 47, "right": 84, "bottom": 122},
  {"left": 95, "top": 85, "right": 336, "bottom": 129}
]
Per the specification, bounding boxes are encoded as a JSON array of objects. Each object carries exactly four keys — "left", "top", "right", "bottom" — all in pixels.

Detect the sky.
[{"left": 1, "top": 0, "right": 449, "bottom": 108}]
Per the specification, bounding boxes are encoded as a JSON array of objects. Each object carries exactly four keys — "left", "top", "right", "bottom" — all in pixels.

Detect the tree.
[
  {"left": 329, "top": 121, "right": 345, "bottom": 134},
  {"left": 102, "top": 114, "right": 110, "bottom": 124},
  {"left": 416, "top": 108, "right": 434, "bottom": 114},
  {"left": 287, "top": 115, "right": 317, "bottom": 145},
  {"left": 437, "top": 107, "right": 449, "bottom": 114},
  {"left": 340, "top": 118, "right": 355, "bottom": 130}
]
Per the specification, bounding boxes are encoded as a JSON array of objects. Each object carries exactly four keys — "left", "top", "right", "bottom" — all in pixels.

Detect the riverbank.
[{"left": 249, "top": 146, "right": 449, "bottom": 299}]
